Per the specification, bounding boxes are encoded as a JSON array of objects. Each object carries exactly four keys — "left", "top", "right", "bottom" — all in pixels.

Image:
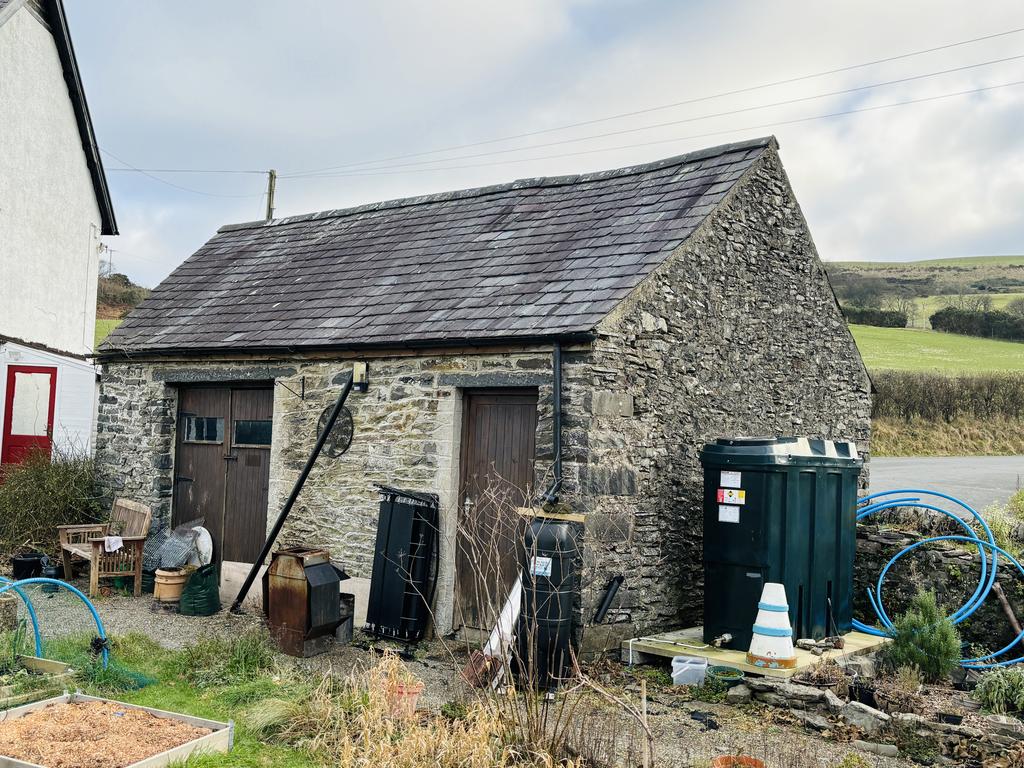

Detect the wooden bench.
[{"left": 58, "top": 499, "right": 152, "bottom": 597}]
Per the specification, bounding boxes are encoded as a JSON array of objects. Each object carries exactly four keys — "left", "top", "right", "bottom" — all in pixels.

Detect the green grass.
[
  {"left": 94, "top": 318, "right": 122, "bottom": 348},
  {"left": 850, "top": 324, "right": 1024, "bottom": 372},
  {"left": 43, "top": 633, "right": 315, "bottom": 768}
]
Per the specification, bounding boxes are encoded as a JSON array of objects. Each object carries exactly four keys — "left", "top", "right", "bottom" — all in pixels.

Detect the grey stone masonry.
[{"left": 577, "top": 148, "right": 871, "bottom": 651}]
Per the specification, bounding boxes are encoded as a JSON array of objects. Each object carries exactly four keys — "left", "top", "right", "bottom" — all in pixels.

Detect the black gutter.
[
  {"left": 44, "top": 0, "right": 118, "bottom": 235},
  {"left": 230, "top": 373, "right": 354, "bottom": 612},
  {"left": 93, "top": 331, "right": 597, "bottom": 364}
]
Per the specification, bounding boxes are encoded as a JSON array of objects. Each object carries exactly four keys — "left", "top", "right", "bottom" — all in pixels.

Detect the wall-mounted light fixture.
[{"left": 353, "top": 361, "right": 369, "bottom": 393}]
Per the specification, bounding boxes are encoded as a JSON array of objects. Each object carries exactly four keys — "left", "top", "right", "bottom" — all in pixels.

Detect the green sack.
[{"left": 179, "top": 564, "right": 221, "bottom": 616}]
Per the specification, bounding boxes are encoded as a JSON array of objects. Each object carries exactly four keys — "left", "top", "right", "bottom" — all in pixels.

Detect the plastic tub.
[{"left": 671, "top": 655, "right": 709, "bottom": 686}]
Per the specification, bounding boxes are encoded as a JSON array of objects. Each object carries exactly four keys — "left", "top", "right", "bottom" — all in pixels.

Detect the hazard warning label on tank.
[
  {"left": 718, "top": 505, "right": 740, "bottom": 523},
  {"left": 717, "top": 488, "right": 746, "bottom": 505}
]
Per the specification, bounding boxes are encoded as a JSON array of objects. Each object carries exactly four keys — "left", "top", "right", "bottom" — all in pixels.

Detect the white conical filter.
[{"left": 746, "top": 582, "right": 796, "bottom": 669}]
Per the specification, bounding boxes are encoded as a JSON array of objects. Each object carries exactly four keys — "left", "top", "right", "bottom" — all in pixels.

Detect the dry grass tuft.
[
  {"left": 246, "top": 651, "right": 592, "bottom": 768},
  {"left": 872, "top": 416, "right": 1024, "bottom": 456}
]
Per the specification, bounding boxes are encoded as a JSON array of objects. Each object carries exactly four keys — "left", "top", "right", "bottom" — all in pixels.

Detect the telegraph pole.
[{"left": 265, "top": 169, "right": 277, "bottom": 221}]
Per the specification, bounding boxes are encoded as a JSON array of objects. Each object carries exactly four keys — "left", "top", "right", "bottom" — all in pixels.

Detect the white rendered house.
[{"left": 0, "top": 0, "right": 117, "bottom": 464}]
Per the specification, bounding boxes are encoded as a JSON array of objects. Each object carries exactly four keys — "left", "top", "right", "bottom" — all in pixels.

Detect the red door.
[{"left": 1, "top": 366, "right": 57, "bottom": 465}]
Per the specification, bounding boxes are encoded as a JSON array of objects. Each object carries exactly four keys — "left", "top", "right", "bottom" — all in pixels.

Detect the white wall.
[
  {"left": 0, "top": 6, "right": 102, "bottom": 356},
  {"left": 0, "top": 341, "right": 98, "bottom": 459}
]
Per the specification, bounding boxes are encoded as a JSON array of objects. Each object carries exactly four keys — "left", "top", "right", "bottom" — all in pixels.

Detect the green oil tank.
[{"left": 699, "top": 437, "right": 862, "bottom": 650}]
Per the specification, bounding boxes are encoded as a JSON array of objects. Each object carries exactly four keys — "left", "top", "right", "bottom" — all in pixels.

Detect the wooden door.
[
  {"left": 173, "top": 386, "right": 272, "bottom": 563},
  {"left": 455, "top": 389, "right": 538, "bottom": 629},
  {"left": 222, "top": 388, "right": 273, "bottom": 562},
  {"left": 1, "top": 365, "right": 57, "bottom": 466}
]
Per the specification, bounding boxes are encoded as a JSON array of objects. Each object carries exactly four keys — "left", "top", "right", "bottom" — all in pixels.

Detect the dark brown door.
[
  {"left": 455, "top": 389, "right": 538, "bottom": 629},
  {"left": 173, "top": 386, "right": 273, "bottom": 563}
]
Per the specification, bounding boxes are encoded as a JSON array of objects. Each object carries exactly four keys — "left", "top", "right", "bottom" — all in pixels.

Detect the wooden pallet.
[{"left": 621, "top": 626, "right": 888, "bottom": 679}]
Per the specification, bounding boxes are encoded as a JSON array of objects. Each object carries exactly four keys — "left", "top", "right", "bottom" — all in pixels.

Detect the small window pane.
[
  {"left": 234, "top": 419, "right": 272, "bottom": 447},
  {"left": 183, "top": 416, "right": 223, "bottom": 443},
  {"left": 10, "top": 372, "right": 52, "bottom": 437}
]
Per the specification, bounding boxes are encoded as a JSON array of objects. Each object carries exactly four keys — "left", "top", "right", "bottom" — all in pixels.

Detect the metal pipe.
[
  {"left": 593, "top": 574, "right": 624, "bottom": 623},
  {"left": 539, "top": 340, "right": 564, "bottom": 504},
  {"left": 553, "top": 340, "right": 563, "bottom": 485},
  {"left": 230, "top": 373, "right": 354, "bottom": 613}
]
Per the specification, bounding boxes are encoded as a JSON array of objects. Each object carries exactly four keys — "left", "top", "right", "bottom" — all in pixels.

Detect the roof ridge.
[{"left": 218, "top": 136, "right": 776, "bottom": 234}]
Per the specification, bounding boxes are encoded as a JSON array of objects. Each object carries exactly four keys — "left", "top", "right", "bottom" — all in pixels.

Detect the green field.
[
  {"left": 850, "top": 324, "right": 1024, "bottom": 372},
  {"left": 94, "top": 318, "right": 122, "bottom": 347}
]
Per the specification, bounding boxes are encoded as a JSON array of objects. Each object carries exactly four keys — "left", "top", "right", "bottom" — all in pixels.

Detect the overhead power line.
[
  {"left": 107, "top": 168, "right": 265, "bottom": 175},
  {"left": 99, "top": 148, "right": 265, "bottom": 199},
  {"left": 282, "top": 53, "right": 1024, "bottom": 179},
  {"left": 283, "top": 25, "right": 1024, "bottom": 176},
  {"left": 275, "top": 79, "right": 1024, "bottom": 181}
]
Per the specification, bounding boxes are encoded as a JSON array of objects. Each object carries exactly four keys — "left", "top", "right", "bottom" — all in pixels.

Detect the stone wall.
[
  {"left": 266, "top": 349, "right": 585, "bottom": 633},
  {"left": 96, "top": 348, "right": 584, "bottom": 634},
  {"left": 95, "top": 363, "right": 177, "bottom": 528},
  {"left": 578, "top": 147, "right": 872, "bottom": 651}
]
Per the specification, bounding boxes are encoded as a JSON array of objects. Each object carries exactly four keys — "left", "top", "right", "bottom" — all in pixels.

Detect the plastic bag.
[{"left": 178, "top": 564, "right": 221, "bottom": 616}]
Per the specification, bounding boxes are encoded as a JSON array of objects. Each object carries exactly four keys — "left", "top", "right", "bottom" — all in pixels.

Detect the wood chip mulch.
[{"left": 0, "top": 701, "right": 212, "bottom": 768}]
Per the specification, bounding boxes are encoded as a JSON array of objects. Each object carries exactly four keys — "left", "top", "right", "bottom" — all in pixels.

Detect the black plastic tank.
[
  {"left": 518, "top": 517, "right": 578, "bottom": 691},
  {"left": 699, "top": 437, "right": 862, "bottom": 650}
]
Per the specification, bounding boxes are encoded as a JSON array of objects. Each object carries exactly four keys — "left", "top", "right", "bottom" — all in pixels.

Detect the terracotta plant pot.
[
  {"left": 154, "top": 568, "right": 189, "bottom": 603},
  {"left": 387, "top": 680, "right": 425, "bottom": 719},
  {"left": 712, "top": 756, "right": 766, "bottom": 768}
]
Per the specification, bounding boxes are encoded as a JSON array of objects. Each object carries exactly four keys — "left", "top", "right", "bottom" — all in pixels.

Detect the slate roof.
[
  {"left": 101, "top": 137, "right": 774, "bottom": 357},
  {"left": 0, "top": 0, "right": 117, "bottom": 234}
]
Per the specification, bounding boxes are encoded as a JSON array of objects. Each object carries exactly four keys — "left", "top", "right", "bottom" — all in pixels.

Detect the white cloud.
[{"left": 74, "top": 0, "right": 1024, "bottom": 285}]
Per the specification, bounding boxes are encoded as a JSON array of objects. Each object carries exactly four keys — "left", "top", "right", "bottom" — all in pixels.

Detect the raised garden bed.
[
  {"left": 0, "top": 657, "right": 74, "bottom": 710},
  {"left": 0, "top": 693, "right": 232, "bottom": 768}
]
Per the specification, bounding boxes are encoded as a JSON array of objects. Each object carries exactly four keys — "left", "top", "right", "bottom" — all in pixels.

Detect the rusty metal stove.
[{"left": 262, "top": 546, "right": 349, "bottom": 657}]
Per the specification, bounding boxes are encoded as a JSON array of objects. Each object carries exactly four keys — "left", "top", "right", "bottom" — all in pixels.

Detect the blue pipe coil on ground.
[
  {"left": 0, "top": 578, "right": 109, "bottom": 668},
  {"left": 856, "top": 488, "right": 1024, "bottom": 668}
]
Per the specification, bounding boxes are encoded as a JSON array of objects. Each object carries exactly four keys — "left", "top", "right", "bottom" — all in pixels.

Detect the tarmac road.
[{"left": 870, "top": 455, "right": 1024, "bottom": 512}]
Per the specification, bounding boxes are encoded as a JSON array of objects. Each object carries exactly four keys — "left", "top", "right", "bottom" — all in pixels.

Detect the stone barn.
[{"left": 96, "top": 136, "right": 871, "bottom": 646}]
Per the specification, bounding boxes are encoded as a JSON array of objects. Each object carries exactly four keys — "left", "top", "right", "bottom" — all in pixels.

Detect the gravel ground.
[
  {"left": 12, "top": 581, "right": 262, "bottom": 649},
  {"left": 642, "top": 695, "right": 910, "bottom": 767},
  {"left": 16, "top": 584, "right": 914, "bottom": 766}
]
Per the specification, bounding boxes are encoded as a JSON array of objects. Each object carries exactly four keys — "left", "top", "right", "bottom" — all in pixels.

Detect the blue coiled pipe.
[
  {"left": 856, "top": 488, "right": 1024, "bottom": 668},
  {"left": 0, "top": 578, "right": 109, "bottom": 668}
]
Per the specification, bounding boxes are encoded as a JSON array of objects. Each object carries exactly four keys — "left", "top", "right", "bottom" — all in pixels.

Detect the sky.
[{"left": 64, "top": 0, "right": 1024, "bottom": 287}]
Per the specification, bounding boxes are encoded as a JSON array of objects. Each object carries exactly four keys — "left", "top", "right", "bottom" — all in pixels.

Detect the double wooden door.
[
  {"left": 173, "top": 386, "right": 273, "bottom": 563},
  {"left": 455, "top": 389, "right": 538, "bottom": 629}
]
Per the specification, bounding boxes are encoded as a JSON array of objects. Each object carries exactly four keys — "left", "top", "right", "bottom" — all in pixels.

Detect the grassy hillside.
[
  {"left": 849, "top": 324, "right": 1024, "bottom": 373},
  {"left": 831, "top": 255, "right": 1024, "bottom": 270},
  {"left": 94, "top": 273, "right": 146, "bottom": 348}
]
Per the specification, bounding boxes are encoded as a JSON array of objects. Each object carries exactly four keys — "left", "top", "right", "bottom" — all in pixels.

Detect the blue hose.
[
  {"left": 857, "top": 488, "right": 1023, "bottom": 668},
  {"left": 0, "top": 578, "right": 43, "bottom": 657},
  {"left": 0, "top": 578, "right": 109, "bottom": 668}
]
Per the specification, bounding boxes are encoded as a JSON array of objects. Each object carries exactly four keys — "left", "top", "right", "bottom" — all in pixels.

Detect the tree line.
[
  {"left": 930, "top": 306, "right": 1024, "bottom": 343},
  {"left": 872, "top": 370, "right": 1024, "bottom": 422}
]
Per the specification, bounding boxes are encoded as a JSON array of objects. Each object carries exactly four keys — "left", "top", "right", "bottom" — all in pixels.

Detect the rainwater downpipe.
[{"left": 540, "top": 340, "right": 563, "bottom": 504}]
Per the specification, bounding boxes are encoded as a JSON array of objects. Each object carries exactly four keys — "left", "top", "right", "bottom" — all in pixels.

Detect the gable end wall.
[{"left": 577, "top": 147, "right": 871, "bottom": 651}]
